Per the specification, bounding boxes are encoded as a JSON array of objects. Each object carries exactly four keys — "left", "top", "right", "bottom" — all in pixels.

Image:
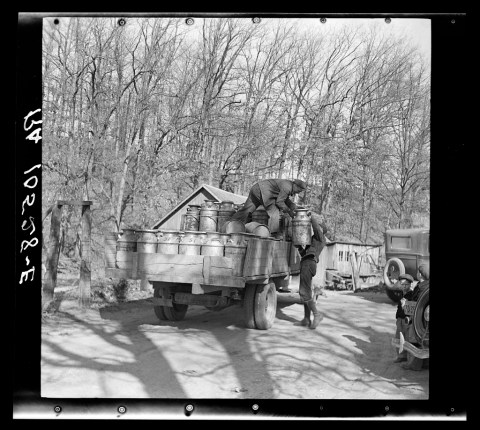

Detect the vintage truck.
[
  {"left": 104, "top": 228, "right": 302, "bottom": 330},
  {"left": 383, "top": 228, "right": 430, "bottom": 359}
]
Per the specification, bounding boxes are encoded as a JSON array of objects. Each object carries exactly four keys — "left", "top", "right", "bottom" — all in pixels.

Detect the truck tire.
[
  {"left": 153, "top": 288, "right": 168, "bottom": 321},
  {"left": 153, "top": 284, "right": 188, "bottom": 321},
  {"left": 253, "top": 282, "right": 277, "bottom": 330},
  {"left": 413, "top": 285, "right": 429, "bottom": 347},
  {"left": 163, "top": 303, "right": 189, "bottom": 321},
  {"left": 243, "top": 284, "right": 257, "bottom": 329},
  {"left": 383, "top": 257, "right": 406, "bottom": 288}
]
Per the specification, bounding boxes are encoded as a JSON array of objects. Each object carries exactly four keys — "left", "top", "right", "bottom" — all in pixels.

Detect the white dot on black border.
[
  {"left": 118, "top": 18, "right": 126, "bottom": 27},
  {"left": 118, "top": 405, "right": 127, "bottom": 414},
  {"left": 54, "top": 405, "right": 62, "bottom": 413},
  {"left": 186, "top": 18, "right": 194, "bottom": 26},
  {"left": 320, "top": 18, "right": 326, "bottom": 24}
]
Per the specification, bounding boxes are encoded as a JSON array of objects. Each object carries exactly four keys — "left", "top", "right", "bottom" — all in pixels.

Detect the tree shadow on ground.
[
  {"left": 42, "top": 303, "right": 188, "bottom": 398},
  {"left": 97, "top": 299, "right": 279, "bottom": 398},
  {"left": 348, "top": 289, "right": 396, "bottom": 305},
  {"left": 276, "top": 301, "right": 303, "bottom": 325},
  {"left": 342, "top": 330, "right": 429, "bottom": 394}
]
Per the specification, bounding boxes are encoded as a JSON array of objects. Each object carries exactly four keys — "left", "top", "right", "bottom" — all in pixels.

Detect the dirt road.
[{"left": 41, "top": 282, "right": 428, "bottom": 400}]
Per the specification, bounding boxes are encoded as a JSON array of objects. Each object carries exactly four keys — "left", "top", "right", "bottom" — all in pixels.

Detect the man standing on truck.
[
  {"left": 296, "top": 213, "right": 328, "bottom": 330},
  {"left": 229, "top": 178, "right": 307, "bottom": 233}
]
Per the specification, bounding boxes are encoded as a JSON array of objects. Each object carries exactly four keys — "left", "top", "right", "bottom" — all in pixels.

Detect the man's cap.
[
  {"left": 398, "top": 274, "right": 414, "bottom": 283},
  {"left": 293, "top": 179, "right": 307, "bottom": 190}
]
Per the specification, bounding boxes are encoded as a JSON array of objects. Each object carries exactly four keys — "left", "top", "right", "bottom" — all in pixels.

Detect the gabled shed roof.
[
  {"left": 202, "top": 184, "right": 247, "bottom": 205},
  {"left": 152, "top": 184, "right": 247, "bottom": 229}
]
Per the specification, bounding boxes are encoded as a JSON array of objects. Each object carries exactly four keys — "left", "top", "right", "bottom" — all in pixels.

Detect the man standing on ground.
[
  {"left": 296, "top": 213, "right": 328, "bottom": 329},
  {"left": 229, "top": 178, "right": 307, "bottom": 233},
  {"left": 401, "top": 263, "right": 430, "bottom": 371},
  {"left": 393, "top": 274, "right": 415, "bottom": 363}
]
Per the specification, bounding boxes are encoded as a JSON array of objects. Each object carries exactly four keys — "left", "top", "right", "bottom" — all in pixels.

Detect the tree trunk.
[
  {"left": 78, "top": 204, "right": 92, "bottom": 308},
  {"left": 42, "top": 204, "right": 63, "bottom": 310}
]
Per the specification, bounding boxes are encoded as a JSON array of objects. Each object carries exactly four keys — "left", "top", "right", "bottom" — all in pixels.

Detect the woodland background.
[{"left": 41, "top": 17, "right": 430, "bottom": 263}]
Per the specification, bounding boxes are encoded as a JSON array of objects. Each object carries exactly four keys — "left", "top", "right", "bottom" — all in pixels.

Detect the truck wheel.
[
  {"left": 383, "top": 257, "right": 406, "bottom": 288},
  {"left": 413, "top": 286, "right": 429, "bottom": 347},
  {"left": 243, "top": 284, "right": 257, "bottom": 329},
  {"left": 153, "top": 288, "right": 168, "bottom": 321},
  {"left": 163, "top": 303, "right": 189, "bottom": 321},
  {"left": 253, "top": 282, "right": 277, "bottom": 330}
]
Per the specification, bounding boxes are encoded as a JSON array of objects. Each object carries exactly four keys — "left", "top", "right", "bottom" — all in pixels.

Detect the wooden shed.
[
  {"left": 152, "top": 184, "right": 247, "bottom": 230},
  {"left": 312, "top": 240, "right": 382, "bottom": 287}
]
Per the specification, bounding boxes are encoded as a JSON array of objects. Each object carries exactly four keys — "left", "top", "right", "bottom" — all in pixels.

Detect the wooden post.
[
  {"left": 42, "top": 204, "right": 63, "bottom": 310},
  {"left": 78, "top": 203, "right": 92, "bottom": 308},
  {"left": 350, "top": 251, "right": 360, "bottom": 292}
]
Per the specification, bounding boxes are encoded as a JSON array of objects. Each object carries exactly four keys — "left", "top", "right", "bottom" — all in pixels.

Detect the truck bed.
[{"left": 105, "top": 237, "right": 301, "bottom": 288}]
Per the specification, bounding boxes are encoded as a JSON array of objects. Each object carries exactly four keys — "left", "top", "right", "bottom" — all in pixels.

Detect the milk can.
[
  {"left": 252, "top": 206, "right": 269, "bottom": 226},
  {"left": 245, "top": 221, "right": 270, "bottom": 238},
  {"left": 217, "top": 200, "right": 236, "bottom": 233},
  {"left": 239, "top": 232, "right": 257, "bottom": 245},
  {"left": 228, "top": 232, "right": 247, "bottom": 246},
  {"left": 219, "top": 201, "right": 235, "bottom": 211},
  {"left": 179, "top": 231, "right": 203, "bottom": 255},
  {"left": 201, "top": 232, "right": 225, "bottom": 256},
  {"left": 217, "top": 232, "right": 231, "bottom": 245},
  {"left": 157, "top": 230, "right": 180, "bottom": 254},
  {"left": 292, "top": 209, "right": 312, "bottom": 246},
  {"left": 199, "top": 200, "right": 218, "bottom": 232},
  {"left": 196, "top": 231, "right": 208, "bottom": 245},
  {"left": 206, "top": 231, "right": 220, "bottom": 241},
  {"left": 222, "top": 219, "right": 246, "bottom": 234},
  {"left": 227, "top": 232, "right": 253, "bottom": 246},
  {"left": 116, "top": 228, "right": 137, "bottom": 270},
  {"left": 184, "top": 204, "right": 201, "bottom": 231},
  {"left": 117, "top": 228, "right": 137, "bottom": 252},
  {"left": 136, "top": 229, "right": 158, "bottom": 253}
]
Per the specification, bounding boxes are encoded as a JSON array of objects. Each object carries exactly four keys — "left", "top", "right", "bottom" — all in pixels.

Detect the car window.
[{"left": 391, "top": 236, "right": 411, "bottom": 249}]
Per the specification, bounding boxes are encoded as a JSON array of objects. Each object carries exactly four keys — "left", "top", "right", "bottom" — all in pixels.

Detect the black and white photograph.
[{"left": 14, "top": 12, "right": 467, "bottom": 420}]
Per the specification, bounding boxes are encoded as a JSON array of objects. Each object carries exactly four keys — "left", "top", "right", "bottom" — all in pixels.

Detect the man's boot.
[
  {"left": 300, "top": 304, "right": 311, "bottom": 327},
  {"left": 306, "top": 299, "right": 323, "bottom": 329}
]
